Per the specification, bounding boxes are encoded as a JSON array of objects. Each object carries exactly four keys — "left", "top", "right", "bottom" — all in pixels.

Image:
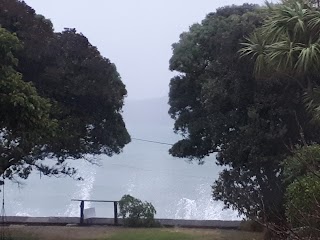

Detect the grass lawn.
[
  {"left": 8, "top": 226, "right": 263, "bottom": 240},
  {"left": 104, "top": 229, "right": 195, "bottom": 240},
  {"left": 104, "top": 228, "right": 263, "bottom": 240}
]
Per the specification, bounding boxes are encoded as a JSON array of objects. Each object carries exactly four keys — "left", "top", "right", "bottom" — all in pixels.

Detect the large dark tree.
[
  {"left": 0, "top": 27, "right": 57, "bottom": 180},
  {"left": 41, "top": 28, "right": 130, "bottom": 159},
  {"left": 0, "top": 0, "right": 130, "bottom": 180},
  {"left": 239, "top": 1, "right": 320, "bottom": 236},
  {"left": 168, "top": 4, "right": 320, "bottom": 223}
]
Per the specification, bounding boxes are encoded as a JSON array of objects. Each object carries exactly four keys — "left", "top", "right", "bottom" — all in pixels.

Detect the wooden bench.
[{"left": 71, "top": 199, "right": 119, "bottom": 225}]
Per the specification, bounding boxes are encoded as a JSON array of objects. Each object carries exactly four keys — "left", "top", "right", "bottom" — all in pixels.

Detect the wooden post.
[
  {"left": 80, "top": 200, "right": 84, "bottom": 225},
  {"left": 113, "top": 201, "right": 118, "bottom": 226}
]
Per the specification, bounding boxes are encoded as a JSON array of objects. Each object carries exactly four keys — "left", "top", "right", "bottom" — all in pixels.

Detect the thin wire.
[{"left": 131, "top": 138, "right": 173, "bottom": 146}]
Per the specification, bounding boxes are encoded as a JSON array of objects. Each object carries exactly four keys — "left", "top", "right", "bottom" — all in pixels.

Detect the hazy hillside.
[{"left": 123, "top": 97, "right": 180, "bottom": 145}]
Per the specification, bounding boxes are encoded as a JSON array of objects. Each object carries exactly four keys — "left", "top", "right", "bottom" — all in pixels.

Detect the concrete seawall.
[{"left": 6, "top": 216, "right": 241, "bottom": 229}]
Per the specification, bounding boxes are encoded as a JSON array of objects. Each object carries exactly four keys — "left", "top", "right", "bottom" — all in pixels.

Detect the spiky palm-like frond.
[
  {"left": 306, "top": 10, "right": 320, "bottom": 34},
  {"left": 294, "top": 42, "right": 320, "bottom": 73},
  {"left": 263, "top": 1, "right": 309, "bottom": 42},
  {"left": 267, "top": 40, "right": 296, "bottom": 71},
  {"left": 240, "top": 0, "right": 320, "bottom": 120},
  {"left": 239, "top": 33, "right": 268, "bottom": 75},
  {"left": 240, "top": 0, "right": 320, "bottom": 77}
]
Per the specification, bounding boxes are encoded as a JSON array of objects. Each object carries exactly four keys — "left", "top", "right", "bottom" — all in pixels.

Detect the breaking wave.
[{"left": 64, "top": 161, "right": 97, "bottom": 217}]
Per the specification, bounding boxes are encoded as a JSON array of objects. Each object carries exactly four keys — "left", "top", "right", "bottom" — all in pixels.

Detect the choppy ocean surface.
[{"left": 6, "top": 98, "right": 239, "bottom": 220}]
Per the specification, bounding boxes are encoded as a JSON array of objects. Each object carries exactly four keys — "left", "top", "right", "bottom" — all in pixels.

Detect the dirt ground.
[{"left": 8, "top": 225, "right": 118, "bottom": 239}]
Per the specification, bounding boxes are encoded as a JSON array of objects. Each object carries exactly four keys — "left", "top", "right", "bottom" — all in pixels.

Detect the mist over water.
[{"left": 7, "top": 98, "right": 239, "bottom": 220}]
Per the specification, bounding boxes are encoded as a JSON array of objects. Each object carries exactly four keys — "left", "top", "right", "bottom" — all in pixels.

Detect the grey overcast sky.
[{"left": 24, "top": 0, "right": 264, "bottom": 100}]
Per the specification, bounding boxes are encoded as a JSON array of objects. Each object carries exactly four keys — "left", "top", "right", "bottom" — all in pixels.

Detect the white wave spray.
[
  {"left": 173, "top": 183, "right": 239, "bottom": 220},
  {"left": 64, "top": 161, "right": 97, "bottom": 217}
]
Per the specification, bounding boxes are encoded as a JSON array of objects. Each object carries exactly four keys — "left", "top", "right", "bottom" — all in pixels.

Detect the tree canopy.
[
  {"left": 0, "top": 0, "right": 130, "bottom": 180},
  {"left": 168, "top": 3, "right": 320, "bottom": 224},
  {"left": 0, "top": 27, "right": 56, "bottom": 180},
  {"left": 240, "top": 0, "right": 320, "bottom": 120},
  {"left": 238, "top": 1, "right": 320, "bottom": 236}
]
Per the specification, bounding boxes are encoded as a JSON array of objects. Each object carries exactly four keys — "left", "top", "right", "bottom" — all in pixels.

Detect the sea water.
[{"left": 6, "top": 98, "right": 239, "bottom": 220}]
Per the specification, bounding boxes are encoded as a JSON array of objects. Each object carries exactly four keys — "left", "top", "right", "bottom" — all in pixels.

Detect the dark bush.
[{"left": 118, "top": 194, "right": 159, "bottom": 227}]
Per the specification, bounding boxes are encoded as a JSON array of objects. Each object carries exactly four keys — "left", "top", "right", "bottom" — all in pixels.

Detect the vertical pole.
[
  {"left": 80, "top": 200, "right": 84, "bottom": 225},
  {"left": 114, "top": 201, "right": 118, "bottom": 226}
]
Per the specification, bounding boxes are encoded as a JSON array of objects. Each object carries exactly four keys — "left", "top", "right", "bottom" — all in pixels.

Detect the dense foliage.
[
  {"left": 241, "top": 0, "right": 320, "bottom": 120},
  {"left": 284, "top": 145, "right": 320, "bottom": 238},
  {"left": 241, "top": 1, "right": 320, "bottom": 237},
  {"left": 168, "top": 2, "right": 320, "bottom": 227},
  {"left": 118, "top": 195, "right": 158, "bottom": 227},
  {"left": 0, "top": 0, "right": 130, "bottom": 180},
  {"left": 0, "top": 27, "right": 56, "bottom": 179}
]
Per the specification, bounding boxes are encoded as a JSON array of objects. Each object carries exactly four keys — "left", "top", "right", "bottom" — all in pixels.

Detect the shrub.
[
  {"left": 118, "top": 194, "right": 159, "bottom": 227},
  {"left": 285, "top": 174, "right": 320, "bottom": 228},
  {"left": 284, "top": 145, "right": 320, "bottom": 239}
]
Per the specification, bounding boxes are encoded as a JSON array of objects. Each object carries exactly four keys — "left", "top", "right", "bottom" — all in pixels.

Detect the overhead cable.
[{"left": 131, "top": 138, "right": 173, "bottom": 146}]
